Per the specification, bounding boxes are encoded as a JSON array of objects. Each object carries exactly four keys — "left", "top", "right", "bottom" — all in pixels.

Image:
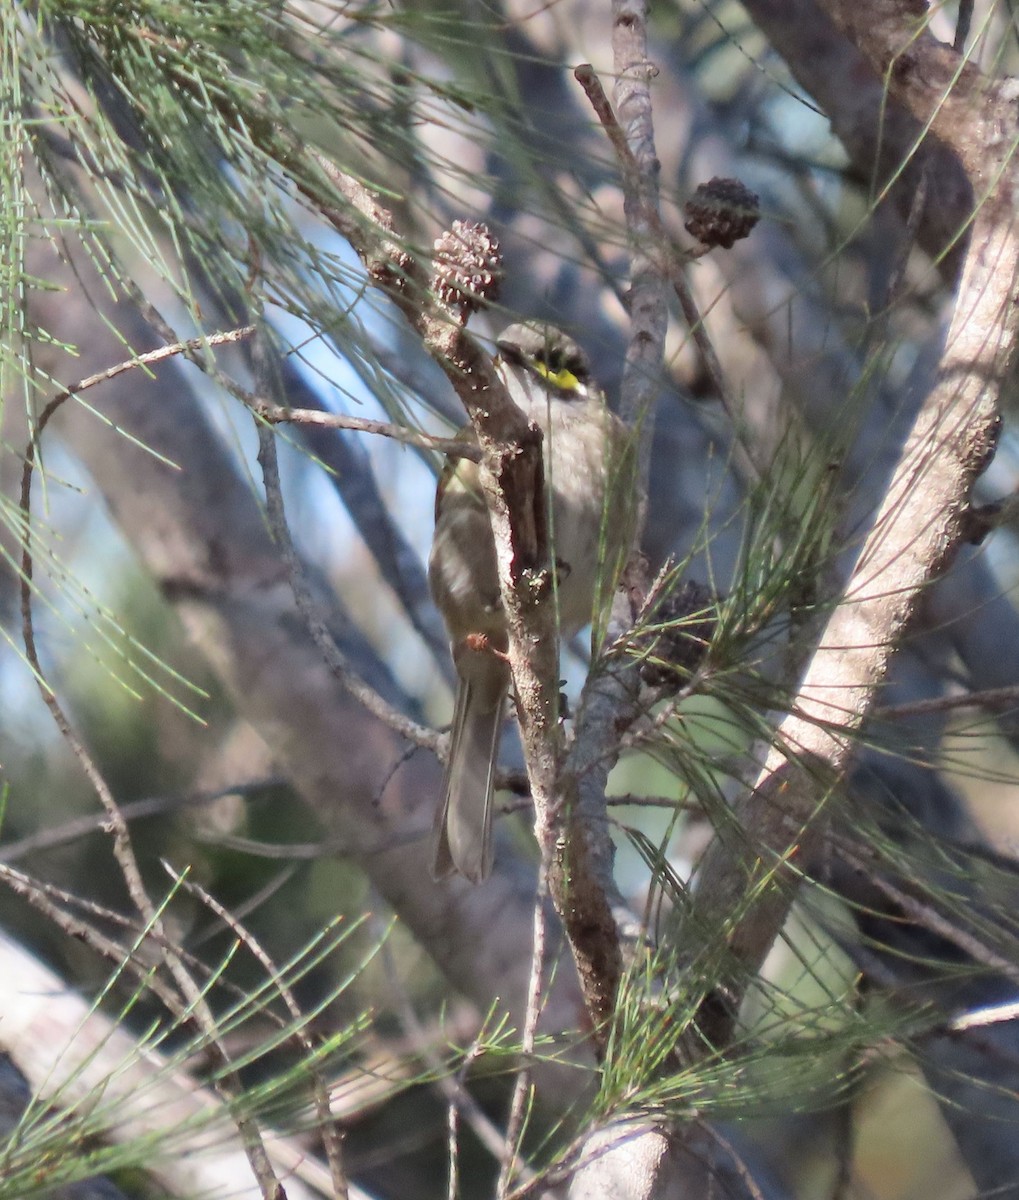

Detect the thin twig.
[
  {"left": 188, "top": 815, "right": 437, "bottom": 862},
  {"left": 187, "top": 865, "right": 300, "bottom": 948},
  {"left": 168, "top": 867, "right": 349, "bottom": 1200},
  {"left": 497, "top": 871, "right": 549, "bottom": 1198},
  {"left": 574, "top": 65, "right": 750, "bottom": 466},
  {"left": 19, "top": 324, "right": 286, "bottom": 1200},
  {"left": 0, "top": 858, "right": 331, "bottom": 1051},
  {"left": 254, "top": 420, "right": 442, "bottom": 756},
  {"left": 882, "top": 162, "right": 930, "bottom": 313},
  {"left": 445, "top": 1041, "right": 488, "bottom": 1200},
  {"left": 37, "top": 326, "right": 257, "bottom": 409},
  {"left": 254, "top": 398, "right": 477, "bottom": 460},
  {"left": 694, "top": 1121, "right": 769, "bottom": 1200},
  {"left": 574, "top": 64, "right": 641, "bottom": 181},
  {"left": 833, "top": 836, "right": 1019, "bottom": 987},
  {"left": 0, "top": 779, "right": 282, "bottom": 863},
  {"left": 376, "top": 936, "right": 520, "bottom": 1182},
  {"left": 0, "top": 863, "right": 183, "bottom": 1013},
  {"left": 0, "top": 859, "right": 277, "bottom": 1016},
  {"left": 874, "top": 684, "right": 1019, "bottom": 719}
]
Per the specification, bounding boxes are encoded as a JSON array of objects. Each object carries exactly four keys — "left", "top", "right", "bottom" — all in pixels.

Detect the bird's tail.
[{"left": 432, "top": 664, "right": 507, "bottom": 883}]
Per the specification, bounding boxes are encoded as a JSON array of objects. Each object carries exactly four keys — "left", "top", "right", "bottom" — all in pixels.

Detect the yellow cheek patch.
[{"left": 534, "top": 361, "right": 580, "bottom": 391}]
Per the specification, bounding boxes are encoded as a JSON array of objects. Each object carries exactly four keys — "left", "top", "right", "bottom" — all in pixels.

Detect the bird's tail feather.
[{"left": 432, "top": 674, "right": 505, "bottom": 883}]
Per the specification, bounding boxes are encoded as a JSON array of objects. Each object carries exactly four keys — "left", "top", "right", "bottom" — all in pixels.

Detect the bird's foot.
[{"left": 465, "top": 631, "right": 512, "bottom": 664}]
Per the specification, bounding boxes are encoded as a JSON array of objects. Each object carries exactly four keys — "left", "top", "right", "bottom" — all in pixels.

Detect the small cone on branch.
[{"left": 683, "top": 177, "right": 760, "bottom": 250}]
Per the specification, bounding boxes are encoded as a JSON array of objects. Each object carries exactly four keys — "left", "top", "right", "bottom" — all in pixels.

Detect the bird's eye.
[
  {"left": 499, "top": 341, "right": 526, "bottom": 369},
  {"left": 564, "top": 351, "right": 587, "bottom": 379}
]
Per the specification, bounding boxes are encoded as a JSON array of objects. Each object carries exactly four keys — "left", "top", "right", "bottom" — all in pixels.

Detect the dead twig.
[{"left": 19, "top": 322, "right": 287, "bottom": 1200}]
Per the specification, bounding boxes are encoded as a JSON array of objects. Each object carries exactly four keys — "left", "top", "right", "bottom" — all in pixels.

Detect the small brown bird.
[{"left": 428, "top": 322, "right": 636, "bottom": 882}]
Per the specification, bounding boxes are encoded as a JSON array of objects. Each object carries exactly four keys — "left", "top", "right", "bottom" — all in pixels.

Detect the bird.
[{"left": 428, "top": 321, "right": 636, "bottom": 882}]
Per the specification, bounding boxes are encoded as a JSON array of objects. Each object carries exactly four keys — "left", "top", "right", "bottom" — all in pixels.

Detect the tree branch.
[{"left": 681, "top": 0, "right": 1018, "bottom": 1047}]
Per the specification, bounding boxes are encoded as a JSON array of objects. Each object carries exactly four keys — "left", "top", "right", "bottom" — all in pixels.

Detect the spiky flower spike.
[{"left": 431, "top": 220, "right": 502, "bottom": 321}]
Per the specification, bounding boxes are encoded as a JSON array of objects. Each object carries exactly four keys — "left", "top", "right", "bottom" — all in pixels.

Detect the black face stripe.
[
  {"left": 534, "top": 344, "right": 589, "bottom": 382},
  {"left": 497, "top": 331, "right": 591, "bottom": 387},
  {"left": 497, "top": 340, "right": 529, "bottom": 370}
]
